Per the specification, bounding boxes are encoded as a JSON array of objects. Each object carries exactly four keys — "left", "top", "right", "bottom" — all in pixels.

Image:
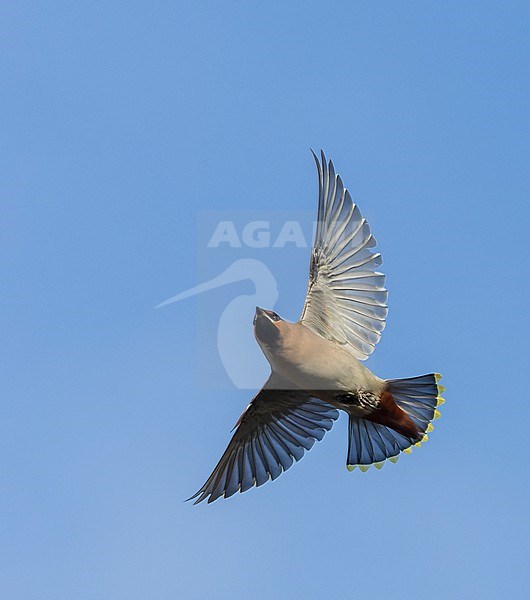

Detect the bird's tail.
[{"left": 346, "top": 373, "right": 445, "bottom": 471}]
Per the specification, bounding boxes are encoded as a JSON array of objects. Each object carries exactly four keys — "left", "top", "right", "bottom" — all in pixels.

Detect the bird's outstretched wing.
[
  {"left": 300, "top": 151, "right": 388, "bottom": 360},
  {"left": 188, "top": 375, "right": 339, "bottom": 504}
]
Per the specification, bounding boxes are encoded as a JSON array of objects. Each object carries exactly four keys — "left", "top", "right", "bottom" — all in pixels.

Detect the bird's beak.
[{"left": 254, "top": 306, "right": 265, "bottom": 325}]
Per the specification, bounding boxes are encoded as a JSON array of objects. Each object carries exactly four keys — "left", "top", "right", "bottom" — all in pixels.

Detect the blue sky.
[{"left": 2, "top": 2, "right": 529, "bottom": 598}]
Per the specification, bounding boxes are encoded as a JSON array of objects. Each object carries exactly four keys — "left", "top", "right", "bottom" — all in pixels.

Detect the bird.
[
  {"left": 189, "top": 150, "right": 445, "bottom": 504},
  {"left": 157, "top": 258, "right": 278, "bottom": 389}
]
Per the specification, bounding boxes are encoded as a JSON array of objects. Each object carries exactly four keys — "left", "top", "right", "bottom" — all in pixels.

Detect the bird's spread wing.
[
  {"left": 300, "top": 151, "right": 388, "bottom": 360},
  {"left": 188, "top": 375, "right": 339, "bottom": 504}
]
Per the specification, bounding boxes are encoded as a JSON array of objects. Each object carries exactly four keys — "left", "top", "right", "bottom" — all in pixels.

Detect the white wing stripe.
[
  {"left": 330, "top": 233, "right": 375, "bottom": 271},
  {"left": 326, "top": 192, "right": 348, "bottom": 252},
  {"left": 333, "top": 253, "right": 382, "bottom": 276},
  {"left": 327, "top": 213, "right": 364, "bottom": 263}
]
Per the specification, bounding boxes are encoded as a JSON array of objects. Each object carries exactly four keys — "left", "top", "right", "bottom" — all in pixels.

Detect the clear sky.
[{"left": 2, "top": 2, "right": 529, "bottom": 599}]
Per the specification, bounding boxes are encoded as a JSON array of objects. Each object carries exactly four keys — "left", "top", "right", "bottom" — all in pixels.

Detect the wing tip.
[
  {"left": 186, "top": 490, "right": 207, "bottom": 505},
  {"left": 309, "top": 148, "right": 328, "bottom": 169}
]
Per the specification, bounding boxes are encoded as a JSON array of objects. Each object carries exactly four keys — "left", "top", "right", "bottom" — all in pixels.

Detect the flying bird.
[{"left": 190, "top": 151, "right": 445, "bottom": 504}]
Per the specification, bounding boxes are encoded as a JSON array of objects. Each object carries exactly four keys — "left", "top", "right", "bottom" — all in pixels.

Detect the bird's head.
[{"left": 253, "top": 306, "right": 285, "bottom": 349}]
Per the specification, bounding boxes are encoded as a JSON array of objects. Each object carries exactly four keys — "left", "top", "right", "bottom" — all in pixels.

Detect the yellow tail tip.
[
  {"left": 348, "top": 454, "right": 410, "bottom": 471},
  {"left": 434, "top": 373, "right": 443, "bottom": 382},
  {"left": 414, "top": 435, "right": 428, "bottom": 447},
  {"left": 433, "top": 409, "right": 442, "bottom": 420},
  {"left": 347, "top": 464, "right": 372, "bottom": 472}
]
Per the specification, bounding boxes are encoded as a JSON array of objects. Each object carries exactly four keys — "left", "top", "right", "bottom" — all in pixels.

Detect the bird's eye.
[{"left": 270, "top": 312, "right": 280, "bottom": 322}]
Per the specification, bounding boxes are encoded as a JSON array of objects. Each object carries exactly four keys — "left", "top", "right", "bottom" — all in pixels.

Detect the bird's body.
[
  {"left": 255, "top": 313, "right": 418, "bottom": 439},
  {"left": 187, "top": 151, "right": 445, "bottom": 504},
  {"left": 257, "top": 318, "right": 384, "bottom": 401}
]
